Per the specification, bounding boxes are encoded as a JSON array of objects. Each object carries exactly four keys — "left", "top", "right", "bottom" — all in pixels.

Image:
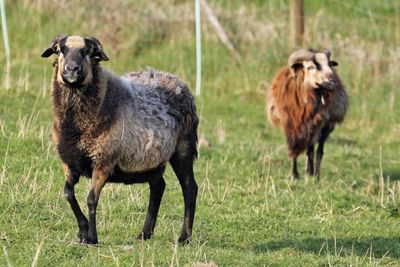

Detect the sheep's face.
[
  {"left": 41, "top": 35, "right": 109, "bottom": 87},
  {"left": 310, "top": 52, "right": 338, "bottom": 90},
  {"left": 290, "top": 50, "right": 338, "bottom": 90}
]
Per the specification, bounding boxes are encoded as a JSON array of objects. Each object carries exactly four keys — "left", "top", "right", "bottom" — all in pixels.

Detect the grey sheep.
[{"left": 41, "top": 35, "right": 199, "bottom": 245}]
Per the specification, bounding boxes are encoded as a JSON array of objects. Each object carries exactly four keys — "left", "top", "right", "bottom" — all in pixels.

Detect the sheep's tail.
[
  {"left": 182, "top": 96, "right": 199, "bottom": 159},
  {"left": 191, "top": 108, "right": 199, "bottom": 159}
]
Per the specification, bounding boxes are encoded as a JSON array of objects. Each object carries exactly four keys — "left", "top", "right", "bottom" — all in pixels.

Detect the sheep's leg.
[
  {"left": 315, "top": 125, "right": 333, "bottom": 179},
  {"left": 138, "top": 170, "right": 166, "bottom": 240},
  {"left": 292, "top": 157, "right": 299, "bottom": 179},
  {"left": 170, "top": 154, "right": 198, "bottom": 245},
  {"left": 63, "top": 164, "right": 89, "bottom": 242},
  {"left": 306, "top": 144, "right": 315, "bottom": 176},
  {"left": 86, "top": 168, "right": 109, "bottom": 245},
  {"left": 315, "top": 142, "right": 325, "bottom": 180}
]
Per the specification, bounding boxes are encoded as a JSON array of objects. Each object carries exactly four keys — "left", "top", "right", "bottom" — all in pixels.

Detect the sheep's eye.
[
  {"left": 81, "top": 47, "right": 90, "bottom": 56},
  {"left": 59, "top": 46, "right": 68, "bottom": 55}
]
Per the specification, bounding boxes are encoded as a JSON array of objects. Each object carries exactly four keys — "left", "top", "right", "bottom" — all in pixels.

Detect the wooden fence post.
[{"left": 290, "top": 0, "right": 304, "bottom": 46}]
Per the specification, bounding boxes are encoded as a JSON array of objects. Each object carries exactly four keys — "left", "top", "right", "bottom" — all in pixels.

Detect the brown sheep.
[
  {"left": 267, "top": 49, "right": 348, "bottom": 179},
  {"left": 41, "top": 35, "right": 199, "bottom": 245}
]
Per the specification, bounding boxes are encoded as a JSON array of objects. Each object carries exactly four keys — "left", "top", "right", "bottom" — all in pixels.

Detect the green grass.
[{"left": 1, "top": 0, "right": 400, "bottom": 266}]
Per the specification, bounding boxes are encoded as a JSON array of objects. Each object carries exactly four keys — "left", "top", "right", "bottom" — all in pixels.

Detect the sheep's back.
[
  {"left": 124, "top": 70, "right": 198, "bottom": 136},
  {"left": 116, "top": 103, "right": 179, "bottom": 172},
  {"left": 93, "top": 76, "right": 179, "bottom": 172},
  {"left": 102, "top": 70, "right": 198, "bottom": 172}
]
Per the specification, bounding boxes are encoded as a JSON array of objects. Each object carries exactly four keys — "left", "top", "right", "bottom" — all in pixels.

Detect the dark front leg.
[
  {"left": 315, "top": 125, "right": 333, "bottom": 180},
  {"left": 306, "top": 144, "right": 315, "bottom": 176},
  {"left": 292, "top": 157, "right": 299, "bottom": 179},
  {"left": 86, "top": 168, "right": 109, "bottom": 245},
  {"left": 170, "top": 154, "right": 198, "bottom": 245},
  {"left": 315, "top": 142, "right": 325, "bottom": 180},
  {"left": 138, "top": 172, "right": 166, "bottom": 240},
  {"left": 63, "top": 165, "right": 89, "bottom": 242},
  {"left": 86, "top": 189, "right": 98, "bottom": 244}
]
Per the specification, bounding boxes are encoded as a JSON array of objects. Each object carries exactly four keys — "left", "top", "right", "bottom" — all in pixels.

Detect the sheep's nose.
[
  {"left": 65, "top": 63, "right": 81, "bottom": 73},
  {"left": 326, "top": 73, "right": 334, "bottom": 81}
]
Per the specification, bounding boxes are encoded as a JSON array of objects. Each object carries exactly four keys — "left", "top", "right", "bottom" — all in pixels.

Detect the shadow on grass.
[
  {"left": 253, "top": 237, "right": 400, "bottom": 258},
  {"left": 383, "top": 170, "right": 400, "bottom": 181},
  {"left": 331, "top": 137, "right": 358, "bottom": 147}
]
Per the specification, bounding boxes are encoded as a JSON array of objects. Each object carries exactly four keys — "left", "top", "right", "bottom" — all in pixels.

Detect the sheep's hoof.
[
  {"left": 137, "top": 232, "right": 152, "bottom": 241},
  {"left": 82, "top": 234, "right": 98, "bottom": 245},
  {"left": 83, "top": 239, "right": 98, "bottom": 245},
  {"left": 177, "top": 235, "right": 191, "bottom": 246},
  {"left": 77, "top": 230, "right": 88, "bottom": 243},
  {"left": 292, "top": 172, "right": 299, "bottom": 179}
]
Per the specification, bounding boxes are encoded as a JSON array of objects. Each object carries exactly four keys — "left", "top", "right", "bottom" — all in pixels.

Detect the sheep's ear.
[
  {"left": 290, "top": 62, "right": 303, "bottom": 77},
  {"left": 41, "top": 47, "right": 56, "bottom": 58},
  {"left": 41, "top": 35, "right": 67, "bottom": 58},
  {"left": 330, "top": 61, "right": 338, "bottom": 67},
  {"left": 85, "top": 36, "right": 109, "bottom": 61}
]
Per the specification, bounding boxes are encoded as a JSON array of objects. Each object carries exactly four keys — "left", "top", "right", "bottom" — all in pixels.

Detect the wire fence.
[{"left": 0, "top": 0, "right": 10, "bottom": 89}]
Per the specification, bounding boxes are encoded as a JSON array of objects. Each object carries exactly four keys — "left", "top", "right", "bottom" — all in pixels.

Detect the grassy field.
[{"left": 1, "top": 0, "right": 400, "bottom": 266}]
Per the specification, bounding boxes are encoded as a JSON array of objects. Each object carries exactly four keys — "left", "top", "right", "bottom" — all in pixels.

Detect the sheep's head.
[
  {"left": 41, "top": 35, "right": 109, "bottom": 87},
  {"left": 288, "top": 49, "right": 338, "bottom": 90}
]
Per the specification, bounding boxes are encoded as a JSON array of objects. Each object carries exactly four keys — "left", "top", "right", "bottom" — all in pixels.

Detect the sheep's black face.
[
  {"left": 41, "top": 35, "right": 109, "bottom": 87},
  {"left": 59, "top": 38, "right": 87, "bottom": 85}
]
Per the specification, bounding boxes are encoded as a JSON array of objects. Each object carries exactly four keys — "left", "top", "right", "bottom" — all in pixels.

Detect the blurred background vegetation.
[{"left": 0, "top": 0, "right": 400, "bottom": 266}]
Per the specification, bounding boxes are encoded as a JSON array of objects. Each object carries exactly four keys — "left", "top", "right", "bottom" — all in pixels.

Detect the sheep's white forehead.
[
  {"left": 303, "top": 60, "right": 316, "bottom": 68},
  {"left": 315, "top": 53, "right": 329, "bottom": 66},
  {"left": 65, "top": 36, "right": 85, "bottom": 48}
]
